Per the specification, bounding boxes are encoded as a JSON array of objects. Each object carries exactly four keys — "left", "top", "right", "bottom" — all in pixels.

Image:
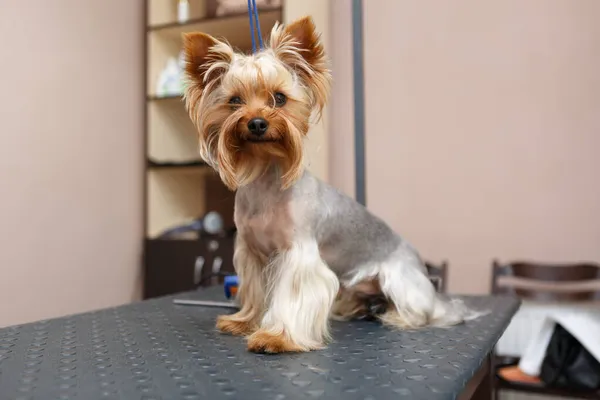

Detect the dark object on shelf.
[
  {"left": 158, "top": 211, "right": 224, "bottom": 239},
  {"left": 0, "top": 287, "right": 520, "bottom": 400},
  {"left": 491, "top": 260, "right": 600, "bottom": 399},
  {"left": 540, "top": 323, "right": 600, "bottom": 391},
  {"left": 158, "top": 218, "right": 204, "bottom": 239}
]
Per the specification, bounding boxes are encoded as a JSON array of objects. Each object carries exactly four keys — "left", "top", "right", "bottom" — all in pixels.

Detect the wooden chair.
[
  {"left": 490, "top": 259, "right": 600, "bottom": 399},
  {"left": 425, "top": 260, "right": 448, "bottom": 293}
]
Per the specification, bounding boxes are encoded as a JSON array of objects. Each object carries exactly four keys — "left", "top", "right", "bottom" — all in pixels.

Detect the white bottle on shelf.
[
  {"left": 156, "top": 57, "right": 182, "bottom": 97},
  {"left": 178, "top": 0, "right": 190, "bottom": 23}
]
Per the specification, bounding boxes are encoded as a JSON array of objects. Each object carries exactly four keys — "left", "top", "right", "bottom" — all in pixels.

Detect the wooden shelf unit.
[
  {"left": 144, "top": 0, "right": 282, "bottom": 239},
  {"left": 143, "top": 0, "right": 330, "bottom": 299}
]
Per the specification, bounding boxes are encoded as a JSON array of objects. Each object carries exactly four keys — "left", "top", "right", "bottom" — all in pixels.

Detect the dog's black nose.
[{"left": 247, "top": 118, "right": 269, "bottom": 136}]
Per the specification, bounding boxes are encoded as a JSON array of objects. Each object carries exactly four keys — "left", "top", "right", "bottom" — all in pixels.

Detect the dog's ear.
[
  {"left": 270, "top": 16, "right": 331, "bottom": 117},
  {"left": 182, "top": 32, "right": 232, "bottom": 92}
]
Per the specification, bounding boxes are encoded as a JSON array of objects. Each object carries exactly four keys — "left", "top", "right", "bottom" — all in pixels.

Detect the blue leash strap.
[
  {"left": 251, "top": 0, "right": 264, "bottom": 50},
  {"left": 247, "top": 0, "right": 263, "bottom": 53},
  {"left": 246, "top": 0, "right": 256, "bottom": 53}
]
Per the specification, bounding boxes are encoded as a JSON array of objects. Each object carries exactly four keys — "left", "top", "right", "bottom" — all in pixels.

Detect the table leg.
[{"left": 459, "top": 354, "right": 492, "bottom": 400}]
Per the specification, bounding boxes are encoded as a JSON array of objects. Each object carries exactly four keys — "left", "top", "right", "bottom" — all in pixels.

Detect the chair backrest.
[
  {"left": 425, "top": 261, "right": 448, "bottom": 293},
  {"left": 491, "top": 260, "right": 600, "bottom": 302}
]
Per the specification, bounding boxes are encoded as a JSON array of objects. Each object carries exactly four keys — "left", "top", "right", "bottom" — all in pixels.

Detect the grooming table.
[{"left": 0, "top": 287, "right": 519, "bottom": 400}]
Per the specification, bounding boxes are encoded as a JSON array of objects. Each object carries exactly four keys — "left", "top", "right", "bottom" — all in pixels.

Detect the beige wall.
[
  {"left": 285, "top": 0, "right": 331, "bottom": 182},
  {"left": 0, "top": 1, "right": 144, "bottom": 326},
  {"left": 330, "top": 0, "right": 600, "bottom": 294},
  {"left": 329, "top": 0, "right": 356, "bottom": 197}
]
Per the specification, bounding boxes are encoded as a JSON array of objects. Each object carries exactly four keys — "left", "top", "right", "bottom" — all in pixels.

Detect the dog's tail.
[{"left": 376, "top": 249, "right": 486, "bottom": 329}]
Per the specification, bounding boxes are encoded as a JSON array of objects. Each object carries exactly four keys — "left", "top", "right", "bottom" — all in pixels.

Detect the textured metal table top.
[{"left": 0, "top": 288, "right": 519, "bottom": 400}]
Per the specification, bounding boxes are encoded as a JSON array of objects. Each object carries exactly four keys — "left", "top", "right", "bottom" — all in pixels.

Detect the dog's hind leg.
[
  {"left": 331, "top": 280, "right": 388, "bottom": 321},
  {"left": 377, "top": 250, "right": 468, "bottom": 329}
]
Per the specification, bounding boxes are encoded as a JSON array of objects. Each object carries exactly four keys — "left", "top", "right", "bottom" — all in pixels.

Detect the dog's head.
[{"left": 183, "top": 16, "right": 331, "bottom": 190}]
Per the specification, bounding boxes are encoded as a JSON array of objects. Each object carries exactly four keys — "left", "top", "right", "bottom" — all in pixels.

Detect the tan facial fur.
[{"left": 182, "top": 17, "right": 331, "bottom": 190}]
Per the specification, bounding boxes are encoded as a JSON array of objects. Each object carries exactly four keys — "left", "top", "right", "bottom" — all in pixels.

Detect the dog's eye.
[
  {"left": 228, "top": 96, "right": 243, "bottom": 105},
  {"left": 274, "top": 92, "right": 287, "bottom": 107}
]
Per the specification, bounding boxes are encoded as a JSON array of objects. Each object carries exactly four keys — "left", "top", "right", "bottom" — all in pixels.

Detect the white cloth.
[{"left": 517, "top": 304, "right": 600, "bottom": 376}]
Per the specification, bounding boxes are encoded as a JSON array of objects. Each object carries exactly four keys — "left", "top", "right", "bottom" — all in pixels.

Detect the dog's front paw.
[
  {"left": 216, "top": 314, "right": 256, "bottom": 336},
  {"left": 246, "top": 330, "right": 309, "bottom": 354}
]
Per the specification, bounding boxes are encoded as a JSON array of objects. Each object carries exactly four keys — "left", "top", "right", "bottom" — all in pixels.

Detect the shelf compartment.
[
  {"left": 147, "top": 8, "right": 282, "bottom": 97},
  {"left": 148, "top": 0, "right": 210, "bottom": 28},
  {"left": 147, "top": 168, "right": 210, "bottom": 238},
  {"left": 149, "top": 6, "right": 283, "bottom": 32},
  {"left": 147, "top": 96, "right": 200, "bottom": 163},
  {"left": 147, "top": 168, "right": 235, "bottom": 238},
  {"left": 147, "top": 0, "right": 282, "bottom": 31}
]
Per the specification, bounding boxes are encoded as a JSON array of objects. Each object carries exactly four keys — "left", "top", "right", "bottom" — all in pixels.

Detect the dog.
[{"left": 182, "top": 16, "right": 479, "bottom": 353}]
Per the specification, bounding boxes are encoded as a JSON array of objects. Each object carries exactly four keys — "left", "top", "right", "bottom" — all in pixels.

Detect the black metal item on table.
[
  {"left": 172, "top": 298, "right": 238, "bottom": 308},
  {"left": 0, "top": 286, "right": 519, "bottom": 400}
]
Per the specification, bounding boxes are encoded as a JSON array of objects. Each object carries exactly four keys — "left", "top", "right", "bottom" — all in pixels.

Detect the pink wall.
[
  {"left": 330, "top": 0, "right": 600, "bottom": 294},
  {"left": 328, "top": 0, "right": 355, "bottom": 198},
  {"left": 0, "top": 1, "right": 144, "bottom": 326}
]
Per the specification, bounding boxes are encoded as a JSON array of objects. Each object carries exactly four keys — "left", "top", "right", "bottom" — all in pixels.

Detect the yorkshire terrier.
[{"left": 183, "top": 16, "right": 479, "bottom": 354}]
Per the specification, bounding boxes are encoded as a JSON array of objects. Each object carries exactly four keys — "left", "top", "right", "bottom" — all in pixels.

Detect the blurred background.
[{"left": 0, "top": 2, "right": 599, "bottom": 396}]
